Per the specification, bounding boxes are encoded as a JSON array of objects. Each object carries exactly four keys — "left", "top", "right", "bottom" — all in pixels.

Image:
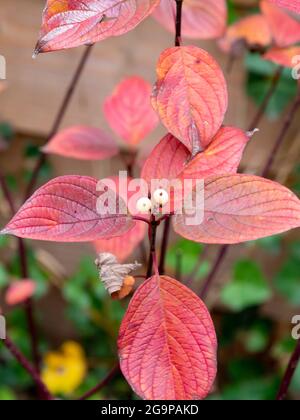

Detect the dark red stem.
[
  {"left": 276, "top": 339, "right": 300, "bottom": 400},
  {"left": 248, "top": 66, "right": 283, "bottom": 132},
  {"left": 2, "top": 335, "right": 52, "bottom": 400},
  {"left": 25, "top": 45, "right": 94, "bottom": 200},
  {"left": 159, "top": 216, "right": 171, "bottom": 275},
  {"left": 78, "top": 364, "right": 120, "bottom": 400},
  {"left": 175, "top": 0, "right": 183, "bottom": 47},
  {"left": 146, "top": 217, "right": 158, "bottom": 278},
  {"left": 199, "top": 245, "right": 229, "bottom": 300},
  {"left": 261, "top": 86, "right": 300, "bottom": 178}
]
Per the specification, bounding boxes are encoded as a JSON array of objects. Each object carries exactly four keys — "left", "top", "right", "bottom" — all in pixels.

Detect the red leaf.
[
  {"left": 152, "top": 0, "right": 227, "bottom": 40},
  {"left": 118, "top": 275, "right": 217, "bottom": 400},
  {"left": 152, "top": 46, "right": 228, "bottom": 155},
  {"left": 1, "top": 176, "right": 134, "bottom": 242},
  {"left": 141, "top": 133, "right": 190, "bottom": 184},
  {"left": 5, "top": 280, "right": 36, "bottom": 306},
  {"left": 269, "top": 0, "right": 300, "bottom": 14},
  {"left": 42, "top": 126, "right": 119, "bottom": 160},
  {"left": 218, "top": 14, "right": 272, "bottom": 53},
  {"left": 261, "top": 0, "right": 300, "bottom": 47},
  {"left": 94, "top": 220, "right": 146, "bottom": 262},
  {"left": 264, "top": 46, "right": 300, "bottom": 68},
  {"left": 35, "top": 0, "right": 160, "bottom": 54},
  {"left": 104, "top": 76, "right": 159, "bottom": 147},
  {"left": 173, "top": 174, "right": 300, "bottom": 244}
]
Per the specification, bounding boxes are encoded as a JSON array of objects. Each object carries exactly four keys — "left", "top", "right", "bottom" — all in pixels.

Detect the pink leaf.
[
  {"left": 152, "top": 46, "right": 228, "bottom": 155},
  {"left": 261, "top": 0, "right": 300, "bottom": 47},
  {"left": 94, "top": 220, "right": 147, "bottom": 262},
  {"left": 269, "top": 0, "right": 300, "bottom": 14},
  {"left": 5, "top": 280, "right": 36, "bottom": 306},
  {"left": 42, "top": 126, "right": 119, "bottom": 160},
  {"left": 104, "top": 76, "right": 159, "bottom": 147},
  {"left": 35, "top": 0, "right": 160, "bottom": 54},
  {"left": 1, "top": 176, "right": 134, "bottom": 242},
  {"left": 118, "top": 275, "right": 217, "bottom": 400},
  {"left": 152, "top": 0, "right": 227, "bottom": 40},
  {"left": 141, "top": 133, "right": 190, "bottom": 184},
  {"left": 173, "top": 174, "right": 300, "bottom": 244}
]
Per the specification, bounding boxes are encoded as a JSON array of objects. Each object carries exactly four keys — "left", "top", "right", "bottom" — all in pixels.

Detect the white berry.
[
  {"left": 153, "top": 189, "right": 169, "bottom": 206},
  {"left": 136, "top": 197, "right": 152, "bottom": 213}
]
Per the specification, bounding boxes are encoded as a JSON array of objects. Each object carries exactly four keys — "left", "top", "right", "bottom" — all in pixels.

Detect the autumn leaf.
[
  {"left": 141, "top": 133, "right": 190, "bottom": 184},
  {"left": 152, "top": 46, "right": 228, "bottom": 155},
  {"left": 218, "top": 14, "right": 272, "bottom": 53},
  {"left": 1, "top": 176, "right": 134, "bottom": 242},
  {"left": 173, "top": 174, "right": 300, "bottom": 244},
  {"left": 42, "top": 126, "right": 119, "bottom": 160},
  {"left": 35, "top": 0, "right": 160, "bottom": 54},
  {"left": 264, "top": 46, "right": 300, "bottom": 68},
  {"left": 94, "top": 220, "right": 147, "bottom": 262},
  {"left": 152, "top": 0, "right": 227, "bottom": 40},
  {"left": 104, "top": 76, "right": 159, "bottom": 147},
  {"left": 179, "top": 126, "right": 251, "bottom": 181},
  {"left": 269, "top": 0, "right": 300, "bottom": 14},
  {"left": 5, "top": 280, "right": 36, "bottom": 306},
  {"left": 118, "top": 275, "right": 217, "bottom": 400},
  {"left": 261, "top": 0, "right": 300, "bottom": 47}
]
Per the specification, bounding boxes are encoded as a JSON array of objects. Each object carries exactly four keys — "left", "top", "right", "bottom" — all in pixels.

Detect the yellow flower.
[{"left": 42, "top": 341, "right": 87, "bottom": 395}]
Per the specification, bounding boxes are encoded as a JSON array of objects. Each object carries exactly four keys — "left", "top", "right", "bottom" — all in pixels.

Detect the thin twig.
[
  {"left": 261, "top": 87, "right": 300, "bottom": 178},
  {"left": 25, "top": 45, "right": 94, "bottom": 200},
  {"left": 248, "top": 66, "right": 283, "bottom": 132},
  {"left": 146, "top": 218, "right": 158, "bottom": 278},
  {"left": 2, "top": 335, "right": 52, "bottom": 400},
  {"left": 78, "top": 364, "right": 120, "bottom": 400},
  {"left": 175, "top": 0, "right": 184, "bottom": 47},
  {"left": 159, "top": 216, "right": 171, "bottom": 275},
  {"left": 199, "top": 245, "right": 229, "bottom": 300},
  {"left": 276, "top": 339, "right": 300, "bottom": 400},
  {"left": 0, "top": 174, "right": 16, "bottom": 214},
  {"left": 185, "top": 245, "right": 208, "bottom": 288},
  {"left": 17, "top": 238, "right": 41, "bottom": 374}
]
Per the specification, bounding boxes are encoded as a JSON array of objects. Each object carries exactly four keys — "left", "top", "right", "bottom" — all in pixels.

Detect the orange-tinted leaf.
[
  {"left": 269, "top": 0, "right": 300, "bottom": 14},
  {"left": 1, "top": 176, "right": 134, "bottom": 242},
  {"left": 94, "top": 220, "right": 147, "bottom": 262},
  {"left": 104, "top": 76, "right": 159, "bottom": 147},
  {"left": 152, "top": 0, "right": 227, "bottom": 40},
  {"left": 141, "top": 133, "right": 190, "bottom": 184},
  {"left": 218, "top": 14, "right": 272, "bottom": 53},
  {"left": 261, "top": 0, "right": 300, "bottom": 47},
  {"left": 5, "top": 280, "right": 36, "bottom": 306},
  {"left": 152, "top": 46, "right": 228, "bottom": 155},
  {"left": 180, "top": 126, "right": 250, "bottom": 181},
  {"left": 118, "top": 275, "right": 217, "bottom": 400},
  {"left": 35, "top": 0, "right": 160, "bottom": 54},
  {"left": 42, "top": 126, "right": 119, "bottom": 160},
  {"left": 173, "top": 174, "right": 300, "bottom": 244},
  {"left": 264, "top": 46, "right": 300, "bottom": 68}
]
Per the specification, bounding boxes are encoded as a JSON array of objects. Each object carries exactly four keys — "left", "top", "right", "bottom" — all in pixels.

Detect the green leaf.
[{"left": 221, "top": 260, "right": 272, "bottom": 311}]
